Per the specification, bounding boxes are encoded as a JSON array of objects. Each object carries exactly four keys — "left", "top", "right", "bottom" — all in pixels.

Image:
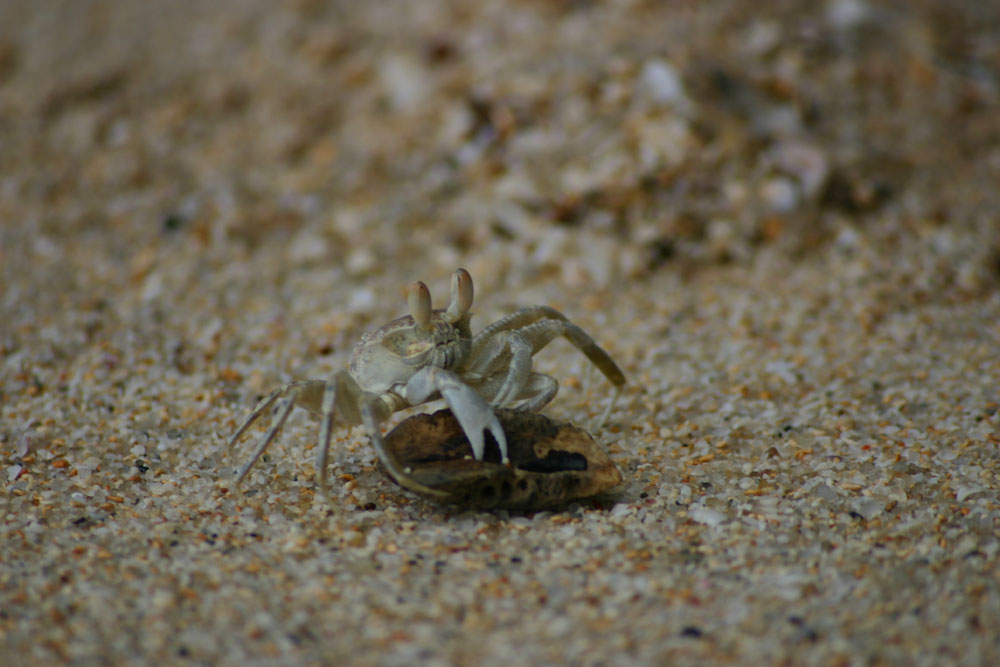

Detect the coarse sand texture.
[{"left": 2, "top": 1, "right": 999, "bottom": 665}]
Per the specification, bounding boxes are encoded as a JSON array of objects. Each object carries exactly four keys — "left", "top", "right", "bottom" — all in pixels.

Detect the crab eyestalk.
[
  {"left": 444, "top": 268, "right": 474, "bottom": 323},
  {"left": 409, "top": 281, "right": 433, "bottom": 330}
]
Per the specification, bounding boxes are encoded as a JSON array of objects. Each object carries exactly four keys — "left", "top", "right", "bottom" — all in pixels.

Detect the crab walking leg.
[
  {"left": 529, "top": 319, "right": 625, "bottom": 388},
  {"left": 227, "top": 381, "right": 302, "bottom": 449},
  {"left": 512, "top": 373, "right": 560, "bottom": 412},
  {"left": 227, "top": 381, "right": 324, "bottom": 480},
  {"left": 470, "top": 305, "right": 568, "bottom": 355},
  {"left": 313, "top": 371, "right": 396, "bottom": 501},
  {"left": 489, "top": 333, "right": 534, "bottom": 406},
  {"left": 404, "top": 366, "right": 509, "bottom": 463},
  {"left": 233, "top": 395, "right": 297, "bottom": 484},
  {"left": 472, "top": 306, "right": 626, "bottom": 389},
  {"left": 595, "top": 385, "right": 623, "bottom": 428},
  {"left": 311, "top": 373, "right": 358, "bottom": 501},
  {"left": 471, "top": 318, "right": 626, "bottom": 420},
  {"left": 315, "top": 381, "right": 339, "bottom": 504}
]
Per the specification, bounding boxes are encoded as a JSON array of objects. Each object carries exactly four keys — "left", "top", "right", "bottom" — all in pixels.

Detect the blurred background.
[{"left": 2, "top": 0, "right": 997, "bottom": 316}]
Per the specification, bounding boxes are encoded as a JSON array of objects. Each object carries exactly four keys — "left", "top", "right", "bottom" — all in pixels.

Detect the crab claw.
[
  {"left": 409, "top": 281, "right": 433, "bottom": 330},
  {"left": 444, "top": 268, "right": 473, "bottom": 323},
  {"left": 404, "top": 366, "right": 509, "bottom": 464},
  {"left": 444, "top": 383, "right": 508, "bottom": 464}
]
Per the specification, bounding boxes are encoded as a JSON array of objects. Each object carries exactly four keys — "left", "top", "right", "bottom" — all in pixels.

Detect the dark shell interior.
[{"left": 381, "top": 408, "right": 623, "bottom": 509}]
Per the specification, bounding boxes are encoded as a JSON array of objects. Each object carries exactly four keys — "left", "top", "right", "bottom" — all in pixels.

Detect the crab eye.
[
  {"left": 444, "top": 268, "right": 473, "bottom": 323},
  {"left": 409, "top": 281, "right": 433, "bottom": 330}
]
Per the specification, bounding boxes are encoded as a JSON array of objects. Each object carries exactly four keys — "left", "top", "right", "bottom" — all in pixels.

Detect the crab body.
[
  {"left": 348, "top": 310, "right": 472, "bottom": 396},
  {"left": 226, "top": 269, "right": 625, "bottom": 503}
]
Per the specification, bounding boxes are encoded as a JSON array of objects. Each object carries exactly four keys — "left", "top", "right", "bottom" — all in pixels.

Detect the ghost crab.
[{"left": 227, "top": 268, "right": 626, "bottom": 501}]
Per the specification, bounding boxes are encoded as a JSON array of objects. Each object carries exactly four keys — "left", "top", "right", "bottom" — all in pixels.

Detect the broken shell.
[{"left": 380, "top": 408, "right": 623, "bottom": 509}]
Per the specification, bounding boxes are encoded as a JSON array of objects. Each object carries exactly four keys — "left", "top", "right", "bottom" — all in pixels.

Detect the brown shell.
[{"left": 381, "top": 408, "right": 623, "bottom": 509}]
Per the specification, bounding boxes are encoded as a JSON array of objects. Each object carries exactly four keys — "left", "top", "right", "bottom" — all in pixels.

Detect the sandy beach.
[{"left": 2, "top": 1, "right": 998, "bottom": 664}]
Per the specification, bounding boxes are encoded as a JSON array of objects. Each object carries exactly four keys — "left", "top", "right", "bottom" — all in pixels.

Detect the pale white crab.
[{"left": 227, "top": 268, "right": 625, "bottom": 500}]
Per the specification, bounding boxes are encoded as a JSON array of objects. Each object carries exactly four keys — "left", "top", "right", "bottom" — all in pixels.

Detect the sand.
[{"left": 2, "top": 1, "right": 999, "bottom": 664}]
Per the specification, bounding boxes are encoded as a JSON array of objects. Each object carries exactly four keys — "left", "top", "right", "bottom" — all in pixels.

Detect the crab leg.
[
  {"left": 315, "top": 377, "right": 341, "bottom": 505},
  {"left": 312, "top": 371, "right": 396, "bottom": 502},
  {"left": 469, "top": 316, "right": 626, "bottom": 424},
  {"left": 227, "top": 381, "right": 323, "bottom": 481},
  {"left": 232, "top": 395, "right": 296, "bottom": 484},
  {"left": 489, "top": 333, "right": 533, "bottom": 407},
  {"left": 510, "top": 373, "right": 559, "bottom": 412},
  {"left": 471, "top": 306, "right": 625, "bottom": 388},
  {"left": 522, "top": 318, "right": 625, "bottom": 425},
  {"left": 226, "top": 385, "right": 284, "bottom": 450},
  {"left": 471, "top": 305, "right": 563, "bottom": 354}
]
